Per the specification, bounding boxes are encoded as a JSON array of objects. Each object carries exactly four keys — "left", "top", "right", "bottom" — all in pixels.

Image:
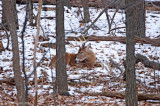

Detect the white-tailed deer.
[
  {"left": 76, "top": 43, "right": 96, "bottom": 68},
  {"left": 50, "top": 53, "right": 77, "bottom": 68},
  {"left": 50, "top": 43, "right": 96, "bottom": 69}
]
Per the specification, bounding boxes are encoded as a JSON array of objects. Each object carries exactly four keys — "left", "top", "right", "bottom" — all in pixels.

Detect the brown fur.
[
  {"left": 50, "top": 43, "right": 96, "bottom": 69},
  {"left": 76, "top": 43, "right": 96, "bottom": 68},
  {"left": 50, "top": 53, "right": 77, "bottom": 68}
]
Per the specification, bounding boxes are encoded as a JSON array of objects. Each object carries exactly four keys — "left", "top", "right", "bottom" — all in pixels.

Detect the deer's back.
[
  {"left": 66, "top": 53, "right": 77, "bottom": 67},
  {"left": 50, "top": 53, "right": 77, "bottom": 68}
]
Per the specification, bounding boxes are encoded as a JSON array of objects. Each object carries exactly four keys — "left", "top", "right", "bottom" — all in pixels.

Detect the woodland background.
[{"left": 0, "top": 0, "right": 160, "bottom": 105}]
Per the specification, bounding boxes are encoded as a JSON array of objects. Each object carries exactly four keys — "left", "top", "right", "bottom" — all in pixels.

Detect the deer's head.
[{"left": 76, "top": 43, "right": 91, "bottom": 62}]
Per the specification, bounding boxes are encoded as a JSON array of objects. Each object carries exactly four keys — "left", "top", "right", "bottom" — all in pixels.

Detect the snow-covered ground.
[{"left": 0, "top": 1, "right": 160, "bottom": 105}]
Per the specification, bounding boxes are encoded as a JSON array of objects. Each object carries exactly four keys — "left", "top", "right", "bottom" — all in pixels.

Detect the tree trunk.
[
  {"left": 2, "top": 0, "right": 19, "bottom": 30},
  {"left": 125, "top": 0, "right": 138, "bottom": 105},
  {"left": 1, "top": 0, "right": 7, "bottom": 29},
  {"left": 27, "top": 0, "right": 34, "bottom": 25},
  {"left": 136, "top": 0, "right": 145, "bottom": 38},
  {"left": 56, "top": 0, "right": 69, "bottom": 95},
  {"left": 5, "top": 0, "right": 25, "bottom": 105},
  {"left": 82, "top": 0, "right": 90, "bottom": 23},
  {"left": 64, "top": 0, "right": 71, "bottom": 9}
]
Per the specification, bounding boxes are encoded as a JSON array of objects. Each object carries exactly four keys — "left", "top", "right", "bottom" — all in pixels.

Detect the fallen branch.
[
  {"left": 136, "top": 54, "right": 160, "bottom": 70},
  {"left": 123, "top": 53, "right": 160, "bottom": 81},
  {"left": 66, "top": 35, "right": 160, "bottom": 46},
  {"left": 85, "top": 91, "right": 160, "bottom": 101}
]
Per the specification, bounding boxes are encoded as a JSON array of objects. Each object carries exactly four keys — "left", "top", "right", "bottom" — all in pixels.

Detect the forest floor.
[{"left": 0, "top": 1, "right": 160, "bottom": 106}]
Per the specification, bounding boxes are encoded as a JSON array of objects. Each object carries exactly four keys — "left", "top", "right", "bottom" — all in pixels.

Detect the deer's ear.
[{"left": 86, "top": 43, "right": 91, "bottom": 50}]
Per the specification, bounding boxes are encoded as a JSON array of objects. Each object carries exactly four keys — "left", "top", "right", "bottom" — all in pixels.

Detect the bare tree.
[
  {"left": 56, "top": 0, "right": 69, "bottom": 95},
  {"left": 81, "top": 0, "right": 90, "bottom": 23},
  {"left": 4, "top": 0, "right": 25, "bottom": 105},
  {"left": 125, "top": 0, "right": 138, "bottom": 105}
]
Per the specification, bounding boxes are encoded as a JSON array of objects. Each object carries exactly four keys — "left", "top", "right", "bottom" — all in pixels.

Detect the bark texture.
[
  {"left": 27, "top": 0, "right": 34, "bottom": 25},
  {"left": 82, "top": 0, "right": 90, "bottom": 23},
  {"left": 56, "top": 0, "right": 69, "bottom": 95},
  {"left": 125, "top": 0, "right": 138, "bottom": 105},
  {"left": 136, "top": 0, "right": 145, "bottom": 38},
  {"left": 2, "top": 0, "right": 19, "bottom": 29}
]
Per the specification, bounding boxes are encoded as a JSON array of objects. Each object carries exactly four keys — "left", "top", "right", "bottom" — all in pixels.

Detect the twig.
[
  {"left": 40, "top": 24, "right": 46, "bottom": 36},
  {"left": 82, "top": 0, "right": 119, "bottom": 34},
  {"left": 110, "top": 27, "right": 126, "bottom": 32},
  {"left": 33, "top": 0, "right": 43, "bottom": 105},
  {"left": 109, "top": 8, "right": 118, "bottom": 33}
]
